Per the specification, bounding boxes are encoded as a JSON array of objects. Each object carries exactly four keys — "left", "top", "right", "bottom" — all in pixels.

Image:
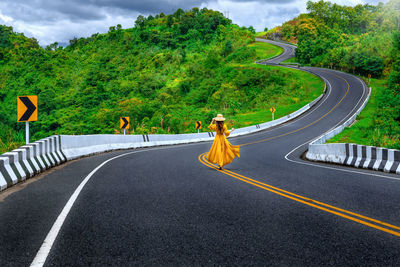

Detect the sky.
[{"left": 0, "top": 0, "right": 389, "bottom": 47}]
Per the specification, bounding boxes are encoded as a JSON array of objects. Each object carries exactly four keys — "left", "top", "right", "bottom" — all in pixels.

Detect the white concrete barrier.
[{"left": 0, "top": 136, "right": 66, "bottom": 191}]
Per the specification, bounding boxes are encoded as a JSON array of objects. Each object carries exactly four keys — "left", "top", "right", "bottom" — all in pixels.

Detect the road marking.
[
  {"left": 239, "top": 70, "right": 350, "bottom": 147},
  {"left": 30, "top": 152, "right": 135, "bottom": 266},
  {"left": 283, "top": 75, "right": 400, "bottom": 181},
  {"left": 30, "top": 144, "right": 199, "bottom": 267},
  {"left": 236, "top": 70, "right": 392, "bottom": 182},
  {"left": 282, "top": 75, "right": 400, "bottom": 181},
  {"left": 200, "top": 71, "right": 400, "bottom": 237},
  {"left": 199, "top": 153, "right": 400, "bottom": 237}
]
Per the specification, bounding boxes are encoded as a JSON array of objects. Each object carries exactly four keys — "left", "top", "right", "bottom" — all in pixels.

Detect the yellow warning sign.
[
  {"left": 17, "top": 96, "right": 38, "bottom": 122},
  {"left": 195, "top": 121, "right": 202, "bottom": 130},
  {"left": 120, "top": 117, "right": 130, "bottom": 129},
  {"left": 270, "top": 107, "right": 276, "bottom": 113}
]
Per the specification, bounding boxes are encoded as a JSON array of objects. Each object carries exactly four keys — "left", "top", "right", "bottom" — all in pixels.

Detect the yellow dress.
[{"left": 206, "top": 123, "right": 240, "bottom": 167}]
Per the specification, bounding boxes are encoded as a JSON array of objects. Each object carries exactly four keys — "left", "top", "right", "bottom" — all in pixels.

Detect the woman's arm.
[{"left": 224, "top": 125, "right": 233, "bottom": 137}]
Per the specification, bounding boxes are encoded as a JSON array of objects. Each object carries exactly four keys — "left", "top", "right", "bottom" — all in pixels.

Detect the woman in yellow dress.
[{"left": 207, "top": 114, "right": 240, "bottom": 169}]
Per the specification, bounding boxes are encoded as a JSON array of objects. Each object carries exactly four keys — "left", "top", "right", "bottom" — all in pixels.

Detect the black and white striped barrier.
[
  {"left": 344, "top": 144, "right": 400, "bottom": 174},
  {"left": 306, "top": 143, "right": 400, "bottom": 175},
  {"left": 0, "top": 136, "right": 66, "bottom": 191}
]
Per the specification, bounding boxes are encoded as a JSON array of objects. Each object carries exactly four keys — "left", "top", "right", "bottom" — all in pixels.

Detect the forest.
[
  {"left": 0, "top": 8, "right": 322, "bottom": 153},
  {"left": 261, "top": 0, "right": 400, "bottom": 149}
]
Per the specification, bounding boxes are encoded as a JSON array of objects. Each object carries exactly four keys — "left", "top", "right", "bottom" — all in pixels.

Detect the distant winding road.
[{"left": 1, "top": 39, "right": 400, "bottom": 266}]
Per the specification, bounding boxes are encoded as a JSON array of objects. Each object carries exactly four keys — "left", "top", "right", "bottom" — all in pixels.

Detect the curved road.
[{"left": 1, "top": 40, "right": 400, "bottom": 266}]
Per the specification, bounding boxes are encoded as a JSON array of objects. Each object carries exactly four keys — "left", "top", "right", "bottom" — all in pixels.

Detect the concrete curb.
[
  {"left": 0, "top": 136, "right": 66, "bottom": 190},
  {"left": 305, "top": 85, "right": 400, "bottom": 175},
  {"left": 307, "top": 143, "right": 400, "bottom": 175}
]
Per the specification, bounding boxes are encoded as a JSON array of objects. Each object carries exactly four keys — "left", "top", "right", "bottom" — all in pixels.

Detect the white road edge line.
[
  {"left": 285, "top": 76, "right": 400, "bottom": 181},
  {"left": 29, "top": 145, "right": 184, "bottom": 267}
]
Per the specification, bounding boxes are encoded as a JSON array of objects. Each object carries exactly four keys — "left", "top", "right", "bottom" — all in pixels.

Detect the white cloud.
[
  {"left": 203, "top": 0, "right": 303, "bottom": 31},
  {"left": 0, "top": 12, "right": 14, "bottom": 23},
  {"left": 1, "top": 10, "right": 139, "bottom": 46}
]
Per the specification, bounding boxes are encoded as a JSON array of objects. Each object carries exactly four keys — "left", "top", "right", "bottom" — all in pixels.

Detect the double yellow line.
[
  {"left": 198, "top": 72, "right": 400, "bottom": 237},
  {"left": 199, "top": 153, "right": 400, "bottom": 237}
]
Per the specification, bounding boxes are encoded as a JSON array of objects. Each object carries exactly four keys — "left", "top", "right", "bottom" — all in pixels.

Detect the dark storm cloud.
[
  {"left": 0, "top": 0, "right": 205, "bottom": 23},
  {"left": 0, "top": 0, "right": 106, "bottom": 22},
  {"left": 0, "top": 0, "right": 299, "bottom": 24}
]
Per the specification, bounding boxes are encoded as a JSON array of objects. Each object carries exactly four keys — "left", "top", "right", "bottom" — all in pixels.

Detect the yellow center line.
[
  {"left": 199, "top": 153, "right": 400, "bottom": 237},
  {"left": 199, "top": 72, "right": 400, "bottom": 237}
]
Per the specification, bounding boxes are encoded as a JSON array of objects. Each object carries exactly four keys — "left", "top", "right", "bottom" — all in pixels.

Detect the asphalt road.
[{"left": 1, "top": 40, "right": 400, "bottom": 266}]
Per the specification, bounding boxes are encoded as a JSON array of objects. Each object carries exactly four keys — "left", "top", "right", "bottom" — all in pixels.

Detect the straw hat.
[{"left": 214, "top": 114, "right": 226, "bottom": 121}]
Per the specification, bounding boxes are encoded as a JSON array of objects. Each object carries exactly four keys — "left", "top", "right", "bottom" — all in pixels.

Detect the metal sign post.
[
  {"left": 26, "top": 122, "right": 29, "bottom": 144},
  {"left": 195, "top": 121, "right": 202, "bottom": 133},
  {"left": 270, "top": 107, "right": 276, "bottom": 121}
]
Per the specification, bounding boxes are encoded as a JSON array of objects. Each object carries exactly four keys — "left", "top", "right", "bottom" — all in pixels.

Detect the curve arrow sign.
[
  {"left": 18, "top": 96, "right": 38, "bottom": 122},
  {"left": 120, "top": 117, "right": 130, "bottom": 129},
  {"left": 196, "top": 121, "right": 202, "bottom": 130}
]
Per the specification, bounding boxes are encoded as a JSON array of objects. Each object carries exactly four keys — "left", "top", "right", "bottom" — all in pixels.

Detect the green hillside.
[
  {"left": 0, "top": 8, "right": 324, "bottom": 153},
  {"left": 264, "top": 0, "right": 400, "bottom": 149},
  {"left": 264, "top": 0, "right": 399, "bottom": 75}
]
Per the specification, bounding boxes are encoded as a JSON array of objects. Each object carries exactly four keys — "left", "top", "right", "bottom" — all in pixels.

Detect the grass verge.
[
  {"left": 255, "top": 32, "right": 267, "bottom": 38},
  {"left": 327, "top": 78, "right": 400, "bottom": 149},
  {"left": 249, "top": 41, "right": 283, "bottom": 61},
  {"left": 229, "top": 64, "right": 324, "bottom": 128}
]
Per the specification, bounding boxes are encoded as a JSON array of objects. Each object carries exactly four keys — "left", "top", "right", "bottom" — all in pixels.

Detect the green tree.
[{"left": 135, "top": 15, "right": 146, "bottom": 28}]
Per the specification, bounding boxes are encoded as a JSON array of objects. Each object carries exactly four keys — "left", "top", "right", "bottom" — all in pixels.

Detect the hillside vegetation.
[
  {"left": 265, "top": 0, "right": 398, "bottom": 76},
  {"left": 262, "top": 0, "right": 400, "bottom": 149},
  {"left": 0, "top": 8, "right": 323, "bottom": 153}
]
